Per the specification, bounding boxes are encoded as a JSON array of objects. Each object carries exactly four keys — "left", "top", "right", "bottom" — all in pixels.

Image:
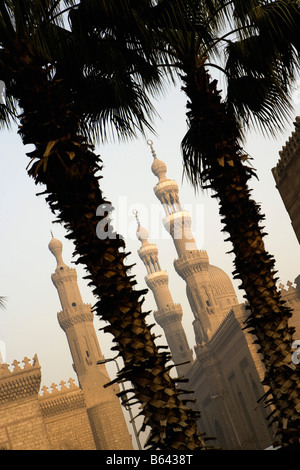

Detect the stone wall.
[
  {"left": 87, "top": 399, "right": 133, "bottom": 450},
  {"left": 190, "top": 310, "right": 273, "bottom": 450},
  {"left": 272, "top": 116, "right": 300, "bottom": 244},
  {"left": 0, "top": 357, "right": 98, "bottom": 450},
  {"left": 39, "top": 378, "right": 96, "bottom": 450},
  {"left": 0, "top": 355, "right": 50, "bottom": 450}
]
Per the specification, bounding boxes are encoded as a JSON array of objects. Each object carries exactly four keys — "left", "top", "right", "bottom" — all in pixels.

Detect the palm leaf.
[{"left": 0, "top": 297, "right": 7, "bottom": 309}]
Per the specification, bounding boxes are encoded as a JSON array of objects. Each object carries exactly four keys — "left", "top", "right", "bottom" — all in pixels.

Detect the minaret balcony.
[
  {"left": 137, "top": 243, "right": 158, "bottom": 256},
  {"left": 57, "top": 303, "right": 94, "bottom": 330},
  {"left": 163, "top": 211, "right": 191, "bottom": 231},
  {"left": 153, "top": 303, "right": 183, "bottom": 324},
  {"left": 145, "top": 271, "right": 169, "bottom": 289},
  {"left": 174, "top": 250, "right": 209, "bottom": 280},
  {"left": 154, "top": 179, "right": 179, "bottom": 199},
  {"left": 162, "top": 212, "right": 195, "bottom": 244},
  {"left": 51, "top": 266, "right": 78, "bottom": 286}
]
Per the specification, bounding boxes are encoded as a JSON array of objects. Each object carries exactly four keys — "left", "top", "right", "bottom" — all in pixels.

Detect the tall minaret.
[
  {"left": 134, "top": 212, "right": 193, "bottom": 377},
  {"left": 48, "top": 235, "right": 133, "bottom": 450},
  {"left": 147, "top": 140, "right": 230, "bottom": 346}
]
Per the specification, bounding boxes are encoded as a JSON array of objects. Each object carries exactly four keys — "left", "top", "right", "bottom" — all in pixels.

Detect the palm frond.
[
  {"left": 0, "top": 297, "right": 7, "bottom": 309},
  {"left": 224, "top": 32, "right": 298, "bottom": 136},
  {"left": 60, "top": 0, "right": 166, "bottom": 142},
  {"left": 227, "top": 75, "right": 294, "bottom": 137},
  {"left": 0, "top": 77, "right": 19, "bottom": 129},
  {"left": 75, "top": 74, "right": 159, "bottom": 143}
]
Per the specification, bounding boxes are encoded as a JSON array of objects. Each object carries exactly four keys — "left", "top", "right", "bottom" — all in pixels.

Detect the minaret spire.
[
  {"left": 147, "top": 142, "right": 232, "bottom": 348},
  {"left": 134, "top": 212, "right": 193, "bottom": 376},
  {"left": 132, "top": 209, "right": 140, "bottom": 228},
  {"left": 147, "top": 138, "right": 158, "bottom": 160}
]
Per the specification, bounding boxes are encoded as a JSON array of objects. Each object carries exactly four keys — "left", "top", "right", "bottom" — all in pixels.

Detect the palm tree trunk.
[
  {"left": 181, "top": 64, "right": 300, "bottom": 449},
  {"left": 11, "top": 52, "right": 207, "bottom": 450}
]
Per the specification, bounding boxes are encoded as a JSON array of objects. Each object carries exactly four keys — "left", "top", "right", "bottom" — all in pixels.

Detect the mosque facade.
[
  {"left": 135, "top": 141, "right": 300, "bottom": 449},
  {"left": 272, "top": 116, "right": 300, "bottom": 244}
]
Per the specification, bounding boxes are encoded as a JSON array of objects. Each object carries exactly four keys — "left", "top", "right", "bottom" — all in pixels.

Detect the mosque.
[{"left": 0, "top": 124, "right": 299, "bottom": 449}]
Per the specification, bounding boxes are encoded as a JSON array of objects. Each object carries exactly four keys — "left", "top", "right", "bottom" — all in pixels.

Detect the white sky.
[{"left": 0, "top": 81, "right": 299, "bottom": 415}]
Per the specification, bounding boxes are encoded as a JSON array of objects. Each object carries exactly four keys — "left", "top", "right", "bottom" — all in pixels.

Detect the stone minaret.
[
  {"left": 147, "top": 140, "right": 230, "bottom": 346},
  {"left": 48, "top": 235, "right": 133, "bottom": 450},
  {"left": 135, "top": 214, "right": 193, "bottom": 377}
]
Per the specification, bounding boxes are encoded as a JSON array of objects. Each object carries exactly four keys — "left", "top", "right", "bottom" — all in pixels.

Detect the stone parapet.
[
  {"left": 145, "top": 271, "right": 169, "bottom": 289},
  {"left": 51, "top": 265, "right": 78, "bottom": 286},
  {"left": 39, "top": 378, "right": 86, "bottom": 418},
  {"left": 272, "top": 116, "right": 300, "bottom": 181},
  {"left": 278, "top": 279, "right": 300, "bottom": 337},
  {"left": 174, "top": 250, "right": 209, "bottom": 279},
  {"left": 154, "top": 178, "right": 179, "bottom": 197},
  {"left": 163, "top": 211, "right": 192, "bottom": 231},
  {"left": 138, "top": 243, "right": 158, "bottom": 256},
  {"left": 154, "top": 303, "right": 183, "bottom": 327},
  {"left": 272, "top": 118, "right": 300, "bottom": 243},
  {"left": 0, "top": 355, "right": 41, "bottom": 404},
  {"left": 57, "top": 303, "right": 93, "bottom": 331},
  {"left": 279, "top": 280, "right": 299, "bottom": 298}
]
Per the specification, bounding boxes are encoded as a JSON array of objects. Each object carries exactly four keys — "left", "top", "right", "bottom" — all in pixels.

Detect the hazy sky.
[{"left": 1, "top": 81, "right": 299, "bottom": 416}]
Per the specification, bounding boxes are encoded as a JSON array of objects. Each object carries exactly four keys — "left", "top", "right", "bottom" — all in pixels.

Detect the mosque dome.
[{"left": 208, "top": 264, "right": 236, "bottom": 297}]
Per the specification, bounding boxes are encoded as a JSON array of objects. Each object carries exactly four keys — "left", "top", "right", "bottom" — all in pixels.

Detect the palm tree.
[
  {"left": 0, "top": 0, "right": 207, "bottom": 450},
  {"left": 148, "top": 0, "right": 300, "bottom": 448}
]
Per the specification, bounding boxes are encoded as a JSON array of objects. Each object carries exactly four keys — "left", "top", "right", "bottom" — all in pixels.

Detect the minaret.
[
  {"left": 48, "top": 235, "right": 133, "bottom": 450},
  {"left": 134, "top": 212, "right": 193, "bottom": 377},
  {"left": 147, "top": 140, "right": 230, "bottom": 346}
]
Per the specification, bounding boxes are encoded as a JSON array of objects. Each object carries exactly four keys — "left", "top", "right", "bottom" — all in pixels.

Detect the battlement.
[
  {"left": 39, "top": 378, "right": 86, "bottom": 418},
  {"left": 272, "top": 116, "right": 300, "bottom": 180},
  {"left": 278, "top": 280, "right": 300, "bottom": 300},
  {"left": 279, "top": 280, "right": 296, "bottom": 292},
  {"left": 0, "top": 354, "right": 40, "bottom": 377},
  {"left": 0, "top": 355, "right": 41, "bottom": 404},
  {"left": 174, "top": 250, "right": 209, "bottom": 279},
  {"left": 154, "top": 178, "right": 178, "bottom": 196},
  {"left": 163, "top": 211, "right": 193, "bottom": 234},
  {"left": 138, "top": 243, "right": 158, "bottom": 256},
  {"left": 39, "top": 377, "right": 79, "bottom": 397},
  {"left": 57, "top": 303, "right": 94, "bottom": 331},
  {"left": 154, "top": 303, "right": 183, "bottom": 326},
  {"left": 145, "top": 271, "right": 169, "bottom": 289}
]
